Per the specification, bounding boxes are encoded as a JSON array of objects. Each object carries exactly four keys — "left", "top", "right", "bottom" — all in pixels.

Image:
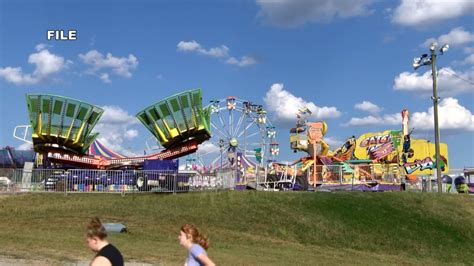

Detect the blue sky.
[{"left": 0, "top": 0, "right": 473, "bottom": 169}]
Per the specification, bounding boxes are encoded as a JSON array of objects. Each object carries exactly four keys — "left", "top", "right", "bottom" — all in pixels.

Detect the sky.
[{"left": 0, "top": 0, "right": 473, "bottom": 169}]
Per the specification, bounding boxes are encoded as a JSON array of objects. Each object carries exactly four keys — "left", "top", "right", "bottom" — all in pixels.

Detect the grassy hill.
[{"left": 0, "top": 191, "right": 473, "bottom": 265}]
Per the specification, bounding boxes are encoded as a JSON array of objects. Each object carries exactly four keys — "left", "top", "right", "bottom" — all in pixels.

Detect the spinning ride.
[{"left": 20, "top": 90, "right": 211, "bottom": 169}]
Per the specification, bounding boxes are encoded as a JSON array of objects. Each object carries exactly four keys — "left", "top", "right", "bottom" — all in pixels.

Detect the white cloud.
[
  {"left": 344, "top": 113, "right": 400, "bottom": 127},
  {"left": 226, "top": 56, "right": 257, "bottom": 67},
  {"left": 464, "top": 47, "right": 474, "bottom": 54},
  {"left": 17, "top": 142, "right": 33, "bottom": 150},
  {"left": 35, "top": 43, "right": 51, "bottom": 51},
  {"left": 422, "top": 27, "right": 474, "bottom": 49},
  {"left": 0, "top": 45, "right": 67, "bottom": 85},
  {"left": 78, "top": 50, "right": 138, "bottom": 82},
  {"left": 411, "top": 97, "right": 474, "bottom": 132},
  {"left": 393, "top": 67, "right": 474, "bottom": 96},
  {"left": 354, "top": 101, "right": 382, "bottom": 114},
  {"left": 347, "top": 98, "right": 474, "bottom": 135},
  {"left": 460, "top": 54, "right": 474, "bottom": 65},
  {"left": 392, "top": 0, "right": 474, "bottom": 27},
  {"left": 98, "top": 105, "right": 140, "bottom": 125},
  {"left": 394, "top": 71, "right": 432, "bottom": 91},
  {"left": 99, "top": 73, "right": 111, "bottom": 83},
  {"left": 0, "top": 67, "right": 37, "bottom": 85},
  {"left": 264, "top": 83, "right": 341, "bottom": 127},
  {"left": 256, "top": 0, "right": 376, "bottom": 27},
  {"left": 93, "top": 105, "right": 140, "bottom": 155},
  {"left": 177, "top": 41, "right": 229, "bottom": 58},
  {"left": 177, "top": 40, "right": 201, "bottom": 52},
  {"left": 198, "top": 142, "right": 219, "bottom": 154},
  {"left": 124, "top": 129, "right": 138, "bottom": 139},
  {"left": 324, "top": 136, "right": 344, "bottom": 149},
  {"left": 177, "top": 40, "right": 256, "bottom": 67},
  {"left": 29, "top": 49, "right": 66, "bottom": 77},
  {"left": 204, "top": 46, "right": 230, "bottom": 58}
]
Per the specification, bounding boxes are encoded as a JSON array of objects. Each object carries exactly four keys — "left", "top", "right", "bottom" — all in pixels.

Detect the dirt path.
[
  {"left": 0, "top": 257, "right": 59, "bottom": 266},
  {"left": 0, "top": 257, "right": 155, "bottom": 266}
]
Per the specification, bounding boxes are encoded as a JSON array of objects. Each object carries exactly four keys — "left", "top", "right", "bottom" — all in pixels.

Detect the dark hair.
[
  {"left": 181, "top": 224, "right": 210, "bottom": 250},
  {"left": 86, "top": 217, "right": 107, "bottom": 240}
]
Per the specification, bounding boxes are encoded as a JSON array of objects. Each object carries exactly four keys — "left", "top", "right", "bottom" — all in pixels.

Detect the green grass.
[{"left": 0, "top": 191, "right": 473, "bottom": 265}]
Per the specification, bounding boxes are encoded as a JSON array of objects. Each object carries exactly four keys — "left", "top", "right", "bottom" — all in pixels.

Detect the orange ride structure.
[{"left": 24, "top": 89, "right": 210, "bottom": 169}]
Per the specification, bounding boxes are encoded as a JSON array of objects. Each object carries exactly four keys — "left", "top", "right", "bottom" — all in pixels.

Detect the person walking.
[
  {"left": 179, "top": 224, "right": 215, "bottom": 266},
  {"left": 86, "top": 217, "right": 124, "bottom": 266},
  {"left": 442, "top": 175, "right": 452, "bottom": 193},
  {"left": 454, "top": 176, "right": 468, "bottom": 193}
]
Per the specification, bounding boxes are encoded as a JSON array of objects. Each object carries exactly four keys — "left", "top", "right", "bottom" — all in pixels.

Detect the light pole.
[
  {"left": 413, "top": 42, "right": 449, "bottom": 193},
  {"left": 219, "top": 138, "right": 225, "bottom": 173}
]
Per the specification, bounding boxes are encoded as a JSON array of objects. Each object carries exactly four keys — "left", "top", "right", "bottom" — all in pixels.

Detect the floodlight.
[
  {"left": 413, "top": 58, "right": 422, "bottom": 70},
  {"left": 430, "top": 42, "right": 438, "bottom": 52},
  {"left": 422, "top": 58, "right": 432, "bottom": 66},
  {"left": 440, "top": 44, "right": 449, "bottom": 54}
]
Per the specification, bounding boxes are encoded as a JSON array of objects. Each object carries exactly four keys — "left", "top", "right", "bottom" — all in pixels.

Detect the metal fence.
[
  {"left": 0, "top": 169, "right": 236, "bottom": 195},
  {"left": 256, "top": 164, "right": 403, "bottom": 190},
  {"left": 0, "top": 167, "right": 468, "bottom": 194},
  {"left": 404, "top": 175, "right": 440, "bottom": 192}
]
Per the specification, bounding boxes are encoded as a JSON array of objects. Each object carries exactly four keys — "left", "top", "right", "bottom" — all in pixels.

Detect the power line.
[{"left": 439, "top": 68, "right": 474, "bottom": 86}]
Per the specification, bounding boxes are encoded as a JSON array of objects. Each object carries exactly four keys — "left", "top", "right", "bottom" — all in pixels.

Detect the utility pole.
[
  {"left": 430, "top": 48, "right": 442, "bottom": 193},
  {"left": 413, "top": 42, "right": 449, "bottom": 193}
]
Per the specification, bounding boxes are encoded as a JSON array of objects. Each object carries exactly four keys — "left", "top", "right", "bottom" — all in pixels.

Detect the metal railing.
[
  {"left": 0, "top": 167, "right": 468, "bottom": 194},
  {"left": 1, "top": 168, "right": 237, "bottom": 195},
  {"left": 256, "top": 164, "right": 403, "bottom": 191}
]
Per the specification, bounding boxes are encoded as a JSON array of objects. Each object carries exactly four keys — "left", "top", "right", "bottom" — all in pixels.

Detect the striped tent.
[{"left": 88, "top": 140, "right": 125, "bottom": 159}]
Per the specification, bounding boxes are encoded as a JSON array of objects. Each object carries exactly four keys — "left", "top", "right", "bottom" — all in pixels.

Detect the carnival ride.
[
  {"left": 136, "top": 89, "right": 211, "bottom": 150},
  {"left": 183, "top": 97, "right": 279, "bottom": 180},
  {"left": 15, "top": 90, "right": 210, "bottom": 170},
  {"left": 11, "top": 88, "right": 452, "bottom": 192},
  {"left": 265, "top": 107, "right": 449, "bottom": 191}
]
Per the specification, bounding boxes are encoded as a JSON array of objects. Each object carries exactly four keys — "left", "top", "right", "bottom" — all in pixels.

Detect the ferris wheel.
[{"left": 185, "top": 96, "right": 279, "bottom": 173}]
